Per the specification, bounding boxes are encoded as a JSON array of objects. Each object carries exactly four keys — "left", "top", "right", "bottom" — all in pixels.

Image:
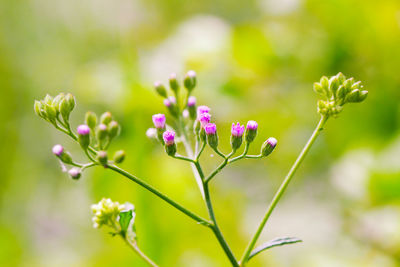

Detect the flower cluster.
[
  {"left": 148, "top": 71, "right": 278, "bottom": 161},
  {"left": 313, "top": 72, "right": 368, "bottom": 117},
  {"left": 91, "top": 198, "right": 133, "bottom": 229},
  {"left": 35, "top": 93, "right": 126, "bottom": 179}
]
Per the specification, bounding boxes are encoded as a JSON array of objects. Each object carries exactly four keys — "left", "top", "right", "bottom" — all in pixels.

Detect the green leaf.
[
  {"left": 119, "top": 210, "right": 133, "bottom": 236},
  {"left": 248, "top": 237, "right": 302, "bottom": 261}
]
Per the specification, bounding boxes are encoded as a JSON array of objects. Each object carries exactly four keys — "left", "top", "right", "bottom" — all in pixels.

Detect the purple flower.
[
  {"left": 163, "top": 99, "right": 171, "bottom": 107},
  {"left": 199, "top": 113, "right": 211, "bottom": 128},
  {"left": 77, "top": 124, "right": 90, "bottom": 135},
  {"left": 152, "top": 114, "right": 166, "bottom": 129},
  {"left": 168, "top": 96, "right": 176, "bottom": 104},
  {"left": 246, "top": 120, "right": 258, "bottom": 130},
  {"left": 52, "top": 144, "right": 63, "bottom": 156},
  {"left": 188, "top": 96, "right": 196, "bottom": 107},
  {"left": 187, "top": 70, "right": 196, "bottom": 78},
  {"left": 266, "top": 137, "right": 277, "bottom": 147},
  {"left": 204, "top": 123, "right": 217, "bottom": 135},
  {"left": 197, "top": 105, "right": 210, "bottom": 118},
  {"left": 163, "top": 131, "right": 175, "bottom": 146},
  {"left": 69, "top": 167, "right": 81, "bottom": 179},
  {"left": 231, "top": 122, "right": 245, "bottom": 137}
]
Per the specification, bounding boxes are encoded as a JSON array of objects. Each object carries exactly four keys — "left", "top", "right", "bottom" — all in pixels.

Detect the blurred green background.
[{"left": 1, "top": 0, "right": 400, "bottom": 266}]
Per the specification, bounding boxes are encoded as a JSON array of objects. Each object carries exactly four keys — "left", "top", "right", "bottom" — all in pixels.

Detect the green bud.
[
  {"left": 108, "top": 121, "right": 120, "bottom": 140},
  {"left": 65, "top": 93, "right": 75, "bottom": 111},
  {"left": 100, "top": 112, "right": 112, "bottom": 125},
  {"left": 154, "top": 82, "right": 168, "bottom": 98},
  {"left": 345, "top": 89, "right": 361, "bottom": 103},
  {"left": 113, "top": 150, "right": 126, "bottom": 164},
  {"left": 329, "top": 75, "right": 340, "bottom": 96},
  {"left": 358, "top": 90, "right": 368, "bottom": 102},
  {"left": 85, "top": 111, "right": 97, "bottom": 130},
  {"left": 44, "top": 94, "right": 53, "bottom": 105},
  {"left": 96, "top": 151, "right": 108, "bottom": 166},
  {"left": 230, "top": 135, "right": 242, "bottom": 151},
  {"left": 351, "top": 81, "right": 362, "bottom": 90},
  {"left": 60, "top": 98, "right": 71, "bottom": 123},
  {"left": 183, "top": 70, "right": 197, "bottom": 92},
  {"left": 320, "top": 76, "right": 330, "bottom": 97},
  {"left": 96, "top": 124, "right": 108, "bottom": 146},
  {"left": 44, "top": 103, "right": 57, "bottom": 123},
  {"left": 207, "top": 133, "right": 218, "bottom": 149},
  {"left": 261, "top": 137, "right": 277, "bottom": 157},
  {"left": 165, "top": 143, "right": 177, "bottom": 156},
  {"left": 59, "top": 152, "right": 73, "bottom": 164},
  {"left": 336, "top": 85, "right": 347, "bottom": 100},
  {"left": 337, "top": 72, "right": 346, "bottom": 84},
  {"left": 169, "top": 73, "right": 179, "bottom": 93},
  {"left": 52, "top": 93, "right": 65, "bottom": 113},
  {"left": 34, "top": 100, "right": 43, "bottom": 118},
  {"left": 313, "top": 82, "right": 325, "bottom": 96}
]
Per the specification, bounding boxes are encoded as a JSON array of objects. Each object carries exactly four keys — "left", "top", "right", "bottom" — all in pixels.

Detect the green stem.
[
  {"left": 203, "top": 182, "right": 239, "bottom": 266},
  {"left": 228, "top": 143, "right": 250, "bottom": 164},
  {"left": 122, "top": 236, "right": 159, "bottom": 267},
  {"left": 107, "top": 164, "right": 211, "bottom": 227},
  {"left": 239, "top": 115, "right": 329, "bottom": 266},
  {"left": 205, "top": 151, "right": 235, "bottom": 184},
  {"left": 213, "top": 148, "right": 226, "bottom": 159},
  {"left": 172, "top": 154, "right": 195, "bottom": 163},
  {"left": 196, "top": 141, "right": 206, "bottom": 161}
]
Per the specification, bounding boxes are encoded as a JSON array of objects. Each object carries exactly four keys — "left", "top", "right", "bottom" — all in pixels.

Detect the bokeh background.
[{"left": 1, "top": 0, "right": 400, "bottom": 266}]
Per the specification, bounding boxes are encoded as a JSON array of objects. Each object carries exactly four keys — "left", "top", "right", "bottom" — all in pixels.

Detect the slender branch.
[
  {"left": 107, "top": 164, "right": 211, "bottom": 227},
  {"left": 172, "top": 154, "right": 196, "bottom": 163},
  {"left": 239, "top": 115, "right": 329, "bottom": 266},
  {"left": 228, "top": 143, "right": 250, "bottom": 164},
  {"left": 205, "top": 151, "right": 235, "bottom": 184},
  {"left": 213, "top": 148, "right": 226, "bottom": 159},
  {"left": 122, "top": 236, "right": 159, "bottom": 267},
  {"left": 196, "top": 141, "right": 206, "bottom": 161}
]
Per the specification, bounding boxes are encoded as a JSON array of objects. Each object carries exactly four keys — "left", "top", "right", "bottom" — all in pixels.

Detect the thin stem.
[
  {"left": 203, "top": 182, "right": 239, "bottom": 267},
  {"left": 196, "top": 141, "right": 206, "bottom": 161},
  {"left": 172, "top": 154, "right": 195, "bottom": 163},
  {"left": 122, "top": 236, "right": 159, "bottom": 267},
  {"left": 213, "top": 148, "right": 226, "bottom": 159},
  {"left": 228, "top": 143, "right": 250, "bottom": 164},
  {"left": 107, "top": 164, "right": 211, "bottom": 227},
  {"left": 239, "top": 115, "right": 329, "bottom": 265},
  {"left": 205, "top": 151, "right": 235, "bottom": 184}
]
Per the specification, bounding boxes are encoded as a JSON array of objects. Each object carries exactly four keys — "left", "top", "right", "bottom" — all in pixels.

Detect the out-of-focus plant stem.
[{"left": 240, "top": 115, "right": 329, "bottom": 266}]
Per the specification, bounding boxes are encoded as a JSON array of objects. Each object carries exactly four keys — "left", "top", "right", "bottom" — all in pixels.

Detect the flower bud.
[
  {"left": 69, "top": 167, "right": 81, "bottom": 179},
  {"left": 113, "top": 150, "right": 126, "bottom": 164},
  {"left": 60, "top": 98, "right": 71, "bottom": 122},
  {"left": 187, "top": 96, "right": 197, "bottom": 119},
  {"left": 52, "top": 144, "right": 73, "bottom": 164},
  {"left": 34, "top": 100, "right": 44, "bottom": 118},
  {"left": 245, "top": 120, "right": 258, "bottom": 143},
  {"left": 44, "top": 103, "right": 57, "bottom": 123},
  {"left": 164, "top": 96, "right": 178, "bottom": 117},
  {"left": 97, "top": 151, "right": 108, "bottom": 166},
  {"left": 184, "top": 70, "right": 197, "bottom": 92},
  {"left": 91, "top": 198, "right": 126, "bottom": 228},
  {"left": 329, "top": 75, "right": 340, "bottom": 96},
  {"left": 197, "top": 105, "right": 210, "bottom": 118},
  {"left": 154, "top": 81, "right": 168, "bottom": 98},
  {"left": 85, "top": 111, "right": 97, "bottom": 131},
  {"left": 108, "top": 121, "right": 120, "bottom": 140},
  {"left": 261, "top": 137, "right": 277, "bottom": 157},
  {"left": 52, "top": 144, "right": 64, "bottom": 156},
  {"left": 204, "top": 123, "right": 218, "bottom": 149},
  {"left": 231, "top": 122, "right": 244, "bottom": 150},
  {"left": 44, "top": 94, "right": 53, "bottom": 105},
  {"left": 52, "top": 93, "right": 65, "bottom": 113},
  {"left": 100, "top": 112, "right": 112, "bottom": 125},
  {"left": 169, "top": 73, "right": 179, "bottom": 93},
  {"left": 65, "top": 93, "right": 76, "bottom": 111},
  {"left": 152, "top": 114, "right": 166, "bottom": 130},
  {"left": 77, "top": 124, "right": 91, "bottom": 149},
  {"left": 163, "top": 131, "right": 176, "bottom": 156},
  {"left": 199, "top": 113, "right": 211, "bottom": 128},
  {"left": 96, "top": 124, "right": 108, "bottom": 144}
]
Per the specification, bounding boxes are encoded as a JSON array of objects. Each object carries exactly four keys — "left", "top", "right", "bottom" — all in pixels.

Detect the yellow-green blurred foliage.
[{"left": 1, "top": 0, "right": 400, "bottom": 266}]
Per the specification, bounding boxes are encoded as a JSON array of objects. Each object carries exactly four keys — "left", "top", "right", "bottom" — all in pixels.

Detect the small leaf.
[
  {"left": 248, "top": 237, "right": 302, "bottom": 261},
  {"left": 119, "top": 210, "right": 133, "bottom": 236}
]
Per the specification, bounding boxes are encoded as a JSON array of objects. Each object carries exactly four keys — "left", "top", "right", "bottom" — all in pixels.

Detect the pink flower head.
[
  {"left": 52, "top": 144, "right": 63, "bottom": 156},
  {"left": 197, "top": 105, "right": 210, "bottom": 118},
  {"left": 266, "top": 137, "right": 278, "bottom": 148},
  {"left": 204, "top": 123, "right": 217, "bottom": 135},
  {"left": 163, "top": 131, "right": 175, "bottom": 146},
  {"left": 187, "top": 70, "right": 196, "bottom": 78},
  {"left": 231, "top": 122, "right": 245, "bottom": 137},
  {"left": 199, "top": 113, "right": 211, "bottom": 128},
  {"left": 163, "top": 98, "right": 171, "bottom": 107},
  {"left": 246, "top": 120, "right": 258, "bottom": 131},
  {"left": 77, "top": 124, "right": 90, "bottom": 135},
  {"left": 168, "top": 96, "right": 176, "bottom": 104},
  {"left": 188, "top": 96, "right": 196, "bottom": 107},
  {"left": 152, "top": 114, "right": 166, "bottom": 129}
]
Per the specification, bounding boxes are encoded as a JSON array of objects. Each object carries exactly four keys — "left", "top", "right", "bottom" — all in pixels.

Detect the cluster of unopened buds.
[
  {"left": 147, "top": 71, "right": 277, "bottom": 172},
  {"left": 35, "top": 70, "right": 367, "bottom": 267},
  {"left": 35, "top": 93, "right": 126, "bottom": 179}
]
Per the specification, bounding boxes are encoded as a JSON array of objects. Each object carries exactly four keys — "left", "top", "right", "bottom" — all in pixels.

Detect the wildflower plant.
[{"left": 35, "top": 71, "right": 367, "bottom": 266}]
